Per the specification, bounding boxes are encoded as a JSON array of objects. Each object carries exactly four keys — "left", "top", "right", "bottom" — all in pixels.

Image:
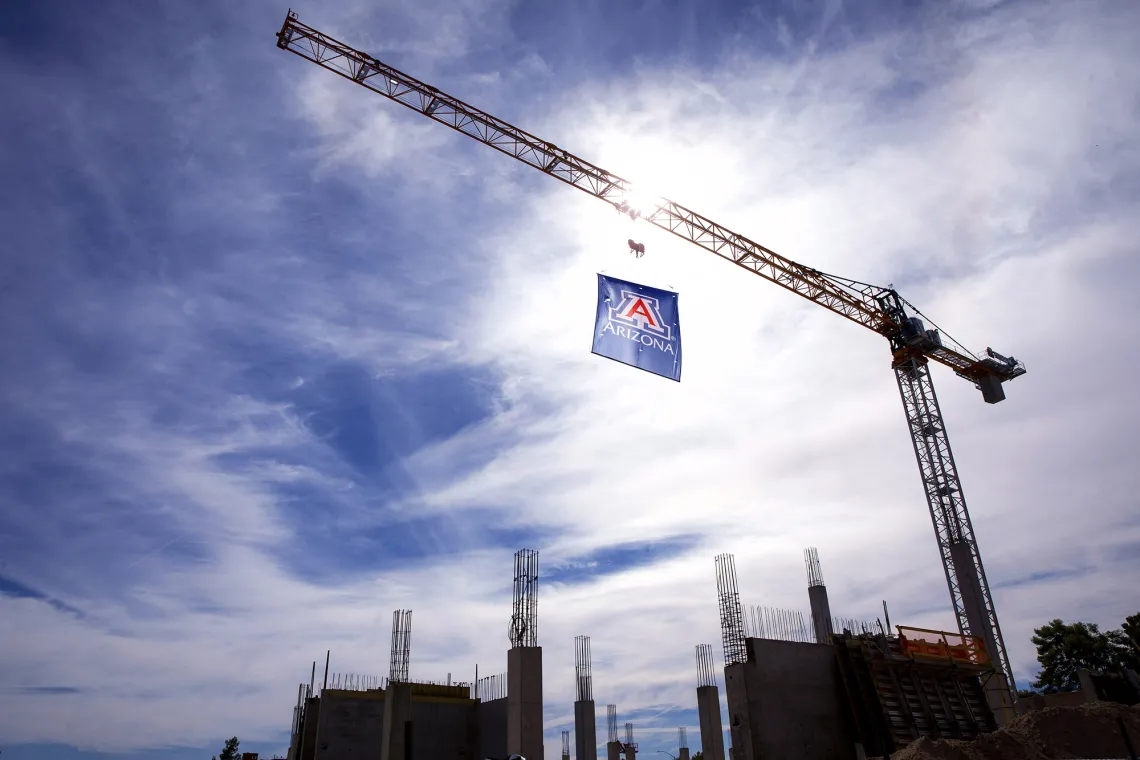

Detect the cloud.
[{"left": 1, "top": 0, "right": 1138, "bottom": 758}]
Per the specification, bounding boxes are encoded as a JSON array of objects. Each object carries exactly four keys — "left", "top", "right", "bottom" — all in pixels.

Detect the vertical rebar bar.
[
  {"left": 389, "top": 609, "right": 412, "bottom": 682},
  {"left": 510, "top": 549, "right": 539, "bottom": 648},
  {"left": 714, "top": 553, "right": 746, "bottom": 665},
  {"left": 575, "top": 634, "right": 593, "bottom": 701},
  {"left": 607, "top": 704, "right": 618, "bottom": 743},
  {"left": 679, "top": 726, "right": 688, "bottom": 749},
  {"left": 695, "top": 643, "right": 717, "bottom": 688},
  {"left": 805, "top": 547, "right": 825, "bottom": 587}
]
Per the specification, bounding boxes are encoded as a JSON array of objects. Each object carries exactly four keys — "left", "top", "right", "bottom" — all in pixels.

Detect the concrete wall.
[
  {"left": 724, "top": 638, "right": 855, "bottom": 760},
  {"left": 314, "top": 690, "right": 386, "bottom": 760},
  {"left": 574, "top": 700, "right": 598, "bottom": 760},
  {"left": 412, "top": 697, "right": 478, "bottom": 759},
  {"left": 696, "top": 685, "right": 726, "bottom": 760},
  {"left": 1017, "top": 689, "right": 1087, "bottom": 713},
  {"left": 300, "top": 697, "right": 321, "bottom": 760},
  {"left": 301, "top": 687, "right": 485, "bottom": 760},
  {"left": 479, "top": 696, "right": 509, "bottom": 760},
  {"left": 508, "top": 646, "right": 544, "bottom": 760}
]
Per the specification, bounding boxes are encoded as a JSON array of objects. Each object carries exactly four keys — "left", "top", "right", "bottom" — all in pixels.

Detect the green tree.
[
  {"left": 1031, "top": 619, "right": 1129, "bottom": 692},
  {"left": 211, "top": 736, "right": 240, "bottom": 760},
  {"left": 691, "top": 752, "right": 704, "bottom": 760},
  {"left": 1116, "top": 612, "right": 1140, "bottom": 671}
]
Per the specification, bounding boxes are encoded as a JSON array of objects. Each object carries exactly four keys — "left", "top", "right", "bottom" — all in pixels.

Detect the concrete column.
[
  {"left": 574, "top": 700, "right": 598, "bottom": 760},
  {"left": 625, "top": 745, "right": 636, "bottom": 760},
  {"left": 679, "top": 749, "right": 690, "bottom": 760},
  {"left": 724, "top": 663, "right": 755, "bottom": 760},
  {"left": 508, "top": 646, "right": 544, "bottom": 760},
  {"left": 1078, "top": 668, "right": 1099, "bottom": 701},
  {"left": 381, "top": 682, "right": 412, "bottom": 760},
  {"left": 949, "top": 541, "right": 1014, "bottom": 723},
  {"left": 808, "top": 585, "right": 833, "bottom": 644},
  {"left": 696, "top": 685, "right": 726, "bottom": 760},
  {"left": 606, "top": 741, "right": 621, "bottom": 760},
  {"left": 300, "top": 697, "right": 319, "bottom": 760}
]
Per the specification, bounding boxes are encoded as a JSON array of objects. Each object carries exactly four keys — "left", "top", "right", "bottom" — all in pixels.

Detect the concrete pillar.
[
  {"left": 606, "top": 741, "right": 621, "bottom": 760},
  {"left": 575, "top": 700, "right": 598, "bottom": 760},
  {"left": 381, "top": 682, "right": 412, "bottom": 760},
  {"left": 808, "top": 585, "right": 833, "bottom": 644},
  {"left": 724, "top": 663, "right": 755, "bottom": 760},
  {"left": 679, "top": 749, "right": 690, "bottom": 760},
  {"left": 1078, "top": 668, "right": 1099, "bottom": 701},
  {"left": 949, "top": 541, "right": 1014, "bottom": 722},
  {"left": 696, "top": 685, "right": 726, "bottom": 760},
  {"left": 299, "top": 697, "right": 319, "bottom": 760},
  {"left": 625, "top": 743, "right": 636, "bottom": 760},
  {"left": 508, "top": 646, "right": 544, "bottom": 760}
]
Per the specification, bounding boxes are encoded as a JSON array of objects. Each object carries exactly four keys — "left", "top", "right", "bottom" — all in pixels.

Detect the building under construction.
[
  {"left": 286, "top": 550, "right": 542, "bottom": 760},
  {"left": 273, "top": 14, "right": 1040, "bottom": 760},
  {"left": 707, "top": 550, "right": 1006, "bottom": 760}
]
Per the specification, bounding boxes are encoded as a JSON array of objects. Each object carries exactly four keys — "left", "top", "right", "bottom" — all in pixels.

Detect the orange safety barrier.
[{"left": 897, "top": 626, "right": 990, "bottom": 666}]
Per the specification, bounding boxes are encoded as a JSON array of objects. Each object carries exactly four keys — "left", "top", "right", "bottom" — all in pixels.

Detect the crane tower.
[{"left": 275, "top": 12, "right": 1025, "bottom": 713}]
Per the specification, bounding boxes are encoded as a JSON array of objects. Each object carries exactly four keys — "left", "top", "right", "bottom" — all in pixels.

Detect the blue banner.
[{"left": 592, "top": 274, "right": 682, "bottom": 381}]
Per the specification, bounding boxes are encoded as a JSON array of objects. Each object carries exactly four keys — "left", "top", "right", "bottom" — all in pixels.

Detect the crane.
[{"left": 275, "top": 11, "right": 1025, "bottom": 715}]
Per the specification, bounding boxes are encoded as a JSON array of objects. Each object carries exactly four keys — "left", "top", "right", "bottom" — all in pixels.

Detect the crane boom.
[
  {"left": 276, "top": 11, "right": 1022, "bottom": 718},
  {"left": 275, "top": 13, "right": 1024, "bottom": 395}
]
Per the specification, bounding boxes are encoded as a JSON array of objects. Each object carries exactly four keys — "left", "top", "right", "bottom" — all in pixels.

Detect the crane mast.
[{"left": 276, "top": 11, "right": 1023, "bottom": 715}]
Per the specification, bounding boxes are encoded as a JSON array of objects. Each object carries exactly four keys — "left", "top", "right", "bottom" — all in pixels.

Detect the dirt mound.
[{"left": 890, "top": 702, "right": 1140, "bottom": 760}]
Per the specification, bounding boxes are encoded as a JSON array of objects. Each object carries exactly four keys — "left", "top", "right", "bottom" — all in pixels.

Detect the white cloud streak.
[{"left": 3, "top": 0, "right": 1138, "bottom": 756}]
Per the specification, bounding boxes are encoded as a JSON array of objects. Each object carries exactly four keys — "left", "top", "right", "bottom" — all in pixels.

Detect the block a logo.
[{"left": 609, "top": 290, "right": 672, "bottom": 341}]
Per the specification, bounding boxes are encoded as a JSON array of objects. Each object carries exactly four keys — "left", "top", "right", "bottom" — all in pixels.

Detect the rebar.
[
  {"left": 714, "top": 553, "right": 747, "bottom": 665},
  {"left": 679, "top": 726, "right": 688, "bottom": 749},
  {"left": 607, "top": 704, "right": 618, "bottom": 743},
  {"left": 389, "top": 609, "right": 412, "bottom": 682},
  {"left": 510, "top": 549, "right": 539, "bottom": 647},
  {"left": 475, "top": 672, "right": 508, "bottom": 701},
  {"left": 805, "top": 547, "right": 825, "bottom": 588},
  {"left": 831, "top": 616, "right": 879, "bottom": 636},
  {"left": 624, "top": 722, "right": 635, "bottom": 748},
  {"left": 742, "top": 605, "right": 812, "bottom": 642},
  {"left": 562, "top": 730, "right": 570, "bottom": 757},
  {"left": 574, "top": 634, "right": 593, "bottom": 701},
  {"left": 695, "top": 644, "right": 717, "bottom": 688}
]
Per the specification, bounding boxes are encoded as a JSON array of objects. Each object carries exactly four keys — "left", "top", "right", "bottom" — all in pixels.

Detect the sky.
[{"left": 1, "top": 0, "right": 1138, "bottom": 758}]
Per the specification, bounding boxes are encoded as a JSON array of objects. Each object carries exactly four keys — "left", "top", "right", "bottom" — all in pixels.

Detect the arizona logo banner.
[{"left": 592, "top": 274, "right": 682, "bottom": 381}]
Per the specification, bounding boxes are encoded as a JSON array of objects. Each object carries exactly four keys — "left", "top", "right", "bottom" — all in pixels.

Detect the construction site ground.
[{"left": 889, "top": 702, "right": 1140, "bottom": 760}]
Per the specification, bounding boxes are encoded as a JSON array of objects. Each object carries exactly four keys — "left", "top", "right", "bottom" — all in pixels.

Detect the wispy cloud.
[{"left": 1, "top": 0, "right": 1138, "bottom": 757}]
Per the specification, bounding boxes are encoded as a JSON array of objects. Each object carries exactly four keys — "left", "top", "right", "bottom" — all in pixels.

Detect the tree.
[
  {"left": 691, "top": 753, "right": 704, "bottom": 760},
  {"left": 211, "top": 737, "right": 240, "bottom": 760},
  {"left": 1031, "top": 618, "right": 1131, "bottom": 692},
  {"left": 1117, "top": 612, "right": 1140, "bottom": 671}
]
